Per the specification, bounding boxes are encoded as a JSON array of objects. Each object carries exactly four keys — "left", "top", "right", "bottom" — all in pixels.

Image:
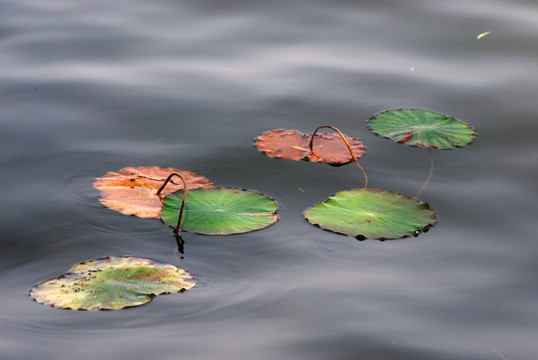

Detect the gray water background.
[{"left": 1, "top": 0, "right": 537, "bottom": 359}]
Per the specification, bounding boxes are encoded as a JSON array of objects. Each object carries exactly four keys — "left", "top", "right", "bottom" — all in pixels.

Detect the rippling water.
[{"left": 1, "top": 1, "right": 537, "bottom": 359}]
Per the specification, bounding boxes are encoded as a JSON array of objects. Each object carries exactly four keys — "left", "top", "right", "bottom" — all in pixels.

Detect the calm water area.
[{"left": 1, "top": 0, "right": 537, "bottom": 359}]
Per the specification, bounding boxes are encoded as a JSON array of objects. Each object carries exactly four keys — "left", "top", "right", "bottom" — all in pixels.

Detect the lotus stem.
[
  {"left": 309, "top": 125, "right": 368, "bottom": 189},
  {"left": 175, "top": 234, "right": 185, "bottom": 254},
  {"left": 157, "top": 173, "right": 188, "bottom": 237},
  {"left": 415, "top": 148, "right": 434, "bottom": 198}
]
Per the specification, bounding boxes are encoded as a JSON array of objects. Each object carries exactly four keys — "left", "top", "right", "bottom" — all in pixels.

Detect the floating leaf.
[
  {"left": 256, "top": 129, "right": 365, "bottom": 165},
  {"left": 30, "top": 256, "right": 195, "bottom": 310},
  {"left": 93, "top": 166, "right": 213, "bottom": 218},
  {"left": 368, "top": 109, "right": 476, "bottom": 149},
  {"left": 304, "top": 188, "right": 436, "bottom": 240},
  {"left": 161, "top": 187, "right": 278, "bottom": 235}
]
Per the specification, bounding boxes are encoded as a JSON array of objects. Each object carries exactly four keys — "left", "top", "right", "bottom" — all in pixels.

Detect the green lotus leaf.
[
  {"left": 304, "top": 188, "right": 437, "bottom": 240},
  {"left": 30, "top": 256, "right": 195, "bottom": 310},
  {"left": 368, "top": 109, "right": 476, "bottom": 149},
  {"left": 161, "top": 187, "right": 278, "bottom": 235}
]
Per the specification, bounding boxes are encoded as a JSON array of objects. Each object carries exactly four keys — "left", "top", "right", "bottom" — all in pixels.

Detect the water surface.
[{"left": 1, "top": 1, "right": 537, "bottom": 359}]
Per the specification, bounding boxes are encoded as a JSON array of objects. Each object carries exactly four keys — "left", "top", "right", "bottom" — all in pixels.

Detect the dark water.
[{"left": 1, "top": 1, "right": 537, "bottom": 359}]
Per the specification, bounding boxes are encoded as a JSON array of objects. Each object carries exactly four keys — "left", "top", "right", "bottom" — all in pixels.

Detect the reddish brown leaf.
[
  {"left": 256, "top": 129, "right": 365, "bottom": 165},
  {"left": 93, "top": 166, "right": 213, "bottom": 218}
]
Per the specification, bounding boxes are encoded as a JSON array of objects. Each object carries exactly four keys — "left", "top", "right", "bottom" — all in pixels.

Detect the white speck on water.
[{"left": 477, "top": 31, "right": 491, "bottom": 39}]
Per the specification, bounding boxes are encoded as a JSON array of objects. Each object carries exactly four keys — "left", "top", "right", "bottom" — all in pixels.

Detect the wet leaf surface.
[
  {"left": 29, "top": 256, "right": 195, "bottom": 310},
  {"left": 305, "top": 188, "right": 437, "bottom": 240},
  {"left": 368, "top": 109, "right": 476, "bottom": 149},
  {"left": 161, "top": 187, "right": 278, "bottom": 235},
  {"left": 93, "top": 166, "right": 213, "bottom": 218},
  {"left": 256, "top": 129, "right": 365, "bottom": 165}
]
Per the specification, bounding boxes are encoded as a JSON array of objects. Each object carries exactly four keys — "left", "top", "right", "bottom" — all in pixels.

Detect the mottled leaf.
[{"left": 30, "top": 256, "right": 195, "bottom": 310}]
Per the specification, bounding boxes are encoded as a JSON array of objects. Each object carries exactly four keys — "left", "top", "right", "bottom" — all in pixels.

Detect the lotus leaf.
[
  {"left": 368, "top": 109, "right": 476, "bottom": 149},
  {"left": 161, "top": 187, "right": 278, "bottom": 235},
  {"left": 304, "top": 188, "right": 437, "bottom": 240},
  {"left": 93, "top": 166, "right": 213, "bottom": 218},
  {"left": 256, "top": 129, "right": 365, "bottom": 165},
  {"left": 29, "top": 256, "right": 195, "bottom": 310}
]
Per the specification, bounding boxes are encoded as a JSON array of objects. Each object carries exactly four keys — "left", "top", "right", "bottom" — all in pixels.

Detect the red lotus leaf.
[
  {"left": 256, "top": 129, "right": 365, "bottom": 165},
  {"left": 93, "top": 166, "right": 213, "bottom": 218}
]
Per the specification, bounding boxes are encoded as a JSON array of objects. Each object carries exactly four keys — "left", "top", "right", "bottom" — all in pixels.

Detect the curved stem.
[
  {"left": 309, "top": 125, "right": 368, "bottom": 189},
  {"left": 157, "top": 173, "right": 188, "bottom": 237},
  {"left": 415, "top": 149, "right": 434, "bottom": 198}
]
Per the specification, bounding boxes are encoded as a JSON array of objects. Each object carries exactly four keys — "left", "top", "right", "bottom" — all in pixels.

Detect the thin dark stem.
[
  {"left": 309, "top": 125, "right": 368, "bottom": 189},
  {"left": 157, "top": 173, "right": 188, "bottom": 237},
  {"left": 415, "top": 148, "right": 434, "bottom": 198},
  {"left": 175, "top": 234, "right": 185, "bottom": 254}
]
